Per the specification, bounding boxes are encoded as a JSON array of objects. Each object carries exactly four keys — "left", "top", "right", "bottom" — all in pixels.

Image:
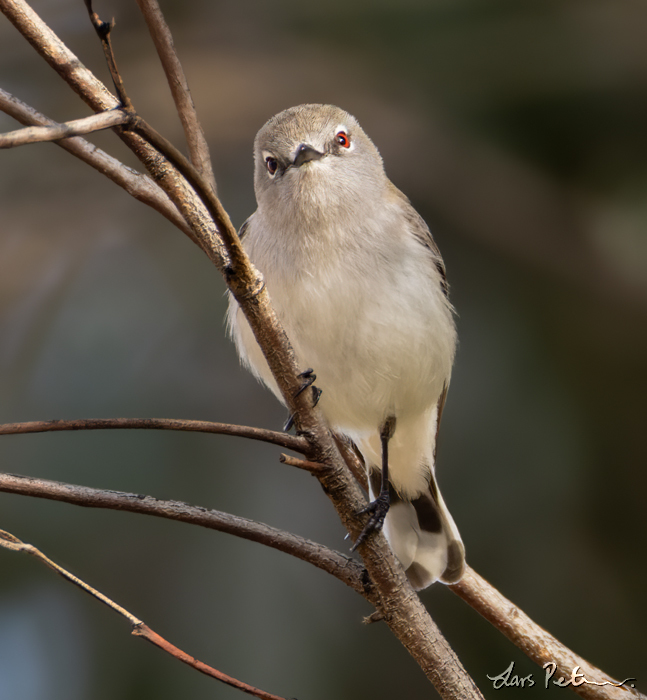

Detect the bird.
[{"left": 228, "top": 104, "right": 465, "bottom": 588}]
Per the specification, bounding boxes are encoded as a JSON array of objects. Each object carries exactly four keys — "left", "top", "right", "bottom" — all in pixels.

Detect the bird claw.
[
  {"left": 294, "top": 368, "right": 316, "bottom": 398},
  {"left": 350, "top": 491, "right": 390, "bottom": 552},
  {"left": 284, "top": 369, "right": 322, "bottom": 432}
]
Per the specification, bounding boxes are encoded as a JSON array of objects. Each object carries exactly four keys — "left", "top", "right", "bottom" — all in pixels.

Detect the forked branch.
[
  {"left": 0, "top": 0, "right": 230, "bottom": 269},
  {"left": 0, "top": 88, "right": 192, "bottom": 236}
]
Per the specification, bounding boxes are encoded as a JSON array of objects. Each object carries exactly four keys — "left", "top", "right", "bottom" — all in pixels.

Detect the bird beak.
[{"left": 292, "top": 144, "right": 324, "bottom": 168}]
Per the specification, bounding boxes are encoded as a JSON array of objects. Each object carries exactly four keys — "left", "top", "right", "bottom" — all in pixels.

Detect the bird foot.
[
  {"left": 350, "top": 491, "right": 390, "bottom": 552},
  {"left": 284, "top": 369, "right": 322, "bottom": 432}
]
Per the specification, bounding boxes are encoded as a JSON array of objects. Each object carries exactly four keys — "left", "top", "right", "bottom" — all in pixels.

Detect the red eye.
[{"left": 336, "top": 131, "right": 351, "bottom": 148}]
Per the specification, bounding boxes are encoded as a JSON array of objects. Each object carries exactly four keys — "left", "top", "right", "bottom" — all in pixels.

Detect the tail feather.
[
  {"left": 370, "top": 471, "right": 465, "bottom": 589},
  {"left": 408, "top": 485, "right": 465, "bottom": 587}
]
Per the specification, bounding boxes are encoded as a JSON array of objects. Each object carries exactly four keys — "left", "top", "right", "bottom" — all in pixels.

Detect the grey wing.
[
  {"left": 433, "top": 383, "right": 449, "bottom": 461},
  {"left": 387, "top": 181, "right": 449, "bottom": 297},
  {"left": 387, "top": 183, "right": 453, "bottom": 452}
]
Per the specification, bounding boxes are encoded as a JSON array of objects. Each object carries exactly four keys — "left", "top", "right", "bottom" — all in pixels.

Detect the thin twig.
[
  {"left": 0, "top": 529, "right": 141, "bottom": 623},
  {"left": 449, "top": 568, "right": 643, "bottom": 700},
  {"left": 135, "top": 0, "right": 217, "bottom": 193},
  {"left": 0, "top": 0, "right": 122, "bottom": 111},
  {"left": 0, "top": 418, "right": 308, "bottom": 453},
  {"left": 0, "top": 473, "right": 368, "bottom": 596},
  {"left": 131, "top": 625, "right": 289, "bottom": 700},
  {"left": 0, "top": 108, "right": 129, "bottom": 148},
  {"left": 0, "top": 88, "right": 192, "bottom": 236},
  {"left": 279, "top": 453, "right": 330, "bottom": 474},
  {"left": 83, "top": 0, "right": 133, "bottom": 110},
  {"left": 0, "top": 529, "right": 291, "bottom": 700}
]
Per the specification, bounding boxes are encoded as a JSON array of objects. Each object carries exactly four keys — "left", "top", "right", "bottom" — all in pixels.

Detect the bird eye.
[
  {"left": 265, "top": 156, "right": 278, "bottom": 175},
  {"left": 336, "top": 131, "right": 351, "bottom": 148}
]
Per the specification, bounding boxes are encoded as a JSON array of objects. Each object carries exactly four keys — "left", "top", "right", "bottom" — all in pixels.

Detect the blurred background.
[{"left": 1, "top": 0, "right": 645, "bottom": 698}]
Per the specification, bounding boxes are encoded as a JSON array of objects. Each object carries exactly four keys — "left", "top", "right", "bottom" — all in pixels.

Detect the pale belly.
[{"left": 231, "top": 253, "right": 455, "bottom": 436}]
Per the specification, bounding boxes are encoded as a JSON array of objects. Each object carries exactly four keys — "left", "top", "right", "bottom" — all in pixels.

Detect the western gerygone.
[{"left": 228, "top": 104, "right": 465, "bottom": 588}]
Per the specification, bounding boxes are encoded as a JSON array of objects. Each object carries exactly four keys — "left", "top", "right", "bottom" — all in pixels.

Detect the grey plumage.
[{"left": 228, "top": 104, "right": 465, "bottom": 588}]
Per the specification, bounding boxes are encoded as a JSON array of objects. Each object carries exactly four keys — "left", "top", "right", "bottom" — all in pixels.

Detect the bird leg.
[{"left": 351, "top": 415, "right": 396, "bottom": 551}]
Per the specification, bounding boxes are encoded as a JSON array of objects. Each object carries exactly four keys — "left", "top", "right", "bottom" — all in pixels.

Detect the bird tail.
[{"left": 370, "top": 472, "right": 465, "bottom": 589}]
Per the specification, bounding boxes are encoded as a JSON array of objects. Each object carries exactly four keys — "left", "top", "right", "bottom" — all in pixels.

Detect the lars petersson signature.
[{"left": 487, "top": 661, "right": 636, "bottom": 690}]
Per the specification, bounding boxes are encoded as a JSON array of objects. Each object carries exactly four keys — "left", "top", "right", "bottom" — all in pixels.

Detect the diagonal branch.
[
  {"left": 135, "top": 0, "right": 217, "bottom": 193},
  {"left": 450, "top": 568, "right": 643, "bottom": 700},
  {"left": 0, "top": 0, "right": 121, "bottom": 111},
  {"left": 0, "top": 472, "right": 368, "bottom": 596},
  {"left": 0, "top": 108, "right": 129, "bottom": 148},
  {"left": 0, "top": 417, "right": 309, "bottom": 453},
  {"left": 0, "top": 529, "right": 292, "bottom": 700},
  {"left": 0, "top": 88, "right": 192, "bottom": 236}
]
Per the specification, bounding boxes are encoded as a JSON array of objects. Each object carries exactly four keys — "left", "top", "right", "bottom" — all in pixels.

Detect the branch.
[
  {"left": 135, "top": 0, "right": 217, "bottom": 193},
  {"left": 279, "top": 453, "right": 330, "bottom": 474},
  {"left": 0, "top": 0, "right": 230, "bottom": 269},
  {"left": 0, "top": 472, "right": 367, "bottom": 596},
  {"left": 332, "top": 433, "right": 368, "bottom": 492},
  {"left": 0, "top": 88, "right": 192, "bottom": 236},
  {"left": 0, "top": 108, "right": 129, "bottom": 148},
  {"left": 0, "top": 529, "right": 291, "bottom": 700},
  {"left": 450, "top": 568, "right": 644, "bottom": 700},
  {"left": 0, "top": 417, "right": 308, "bottom": 453},
  {"left": 83, "top": 0, "right": 132, "bottom": 110}
]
